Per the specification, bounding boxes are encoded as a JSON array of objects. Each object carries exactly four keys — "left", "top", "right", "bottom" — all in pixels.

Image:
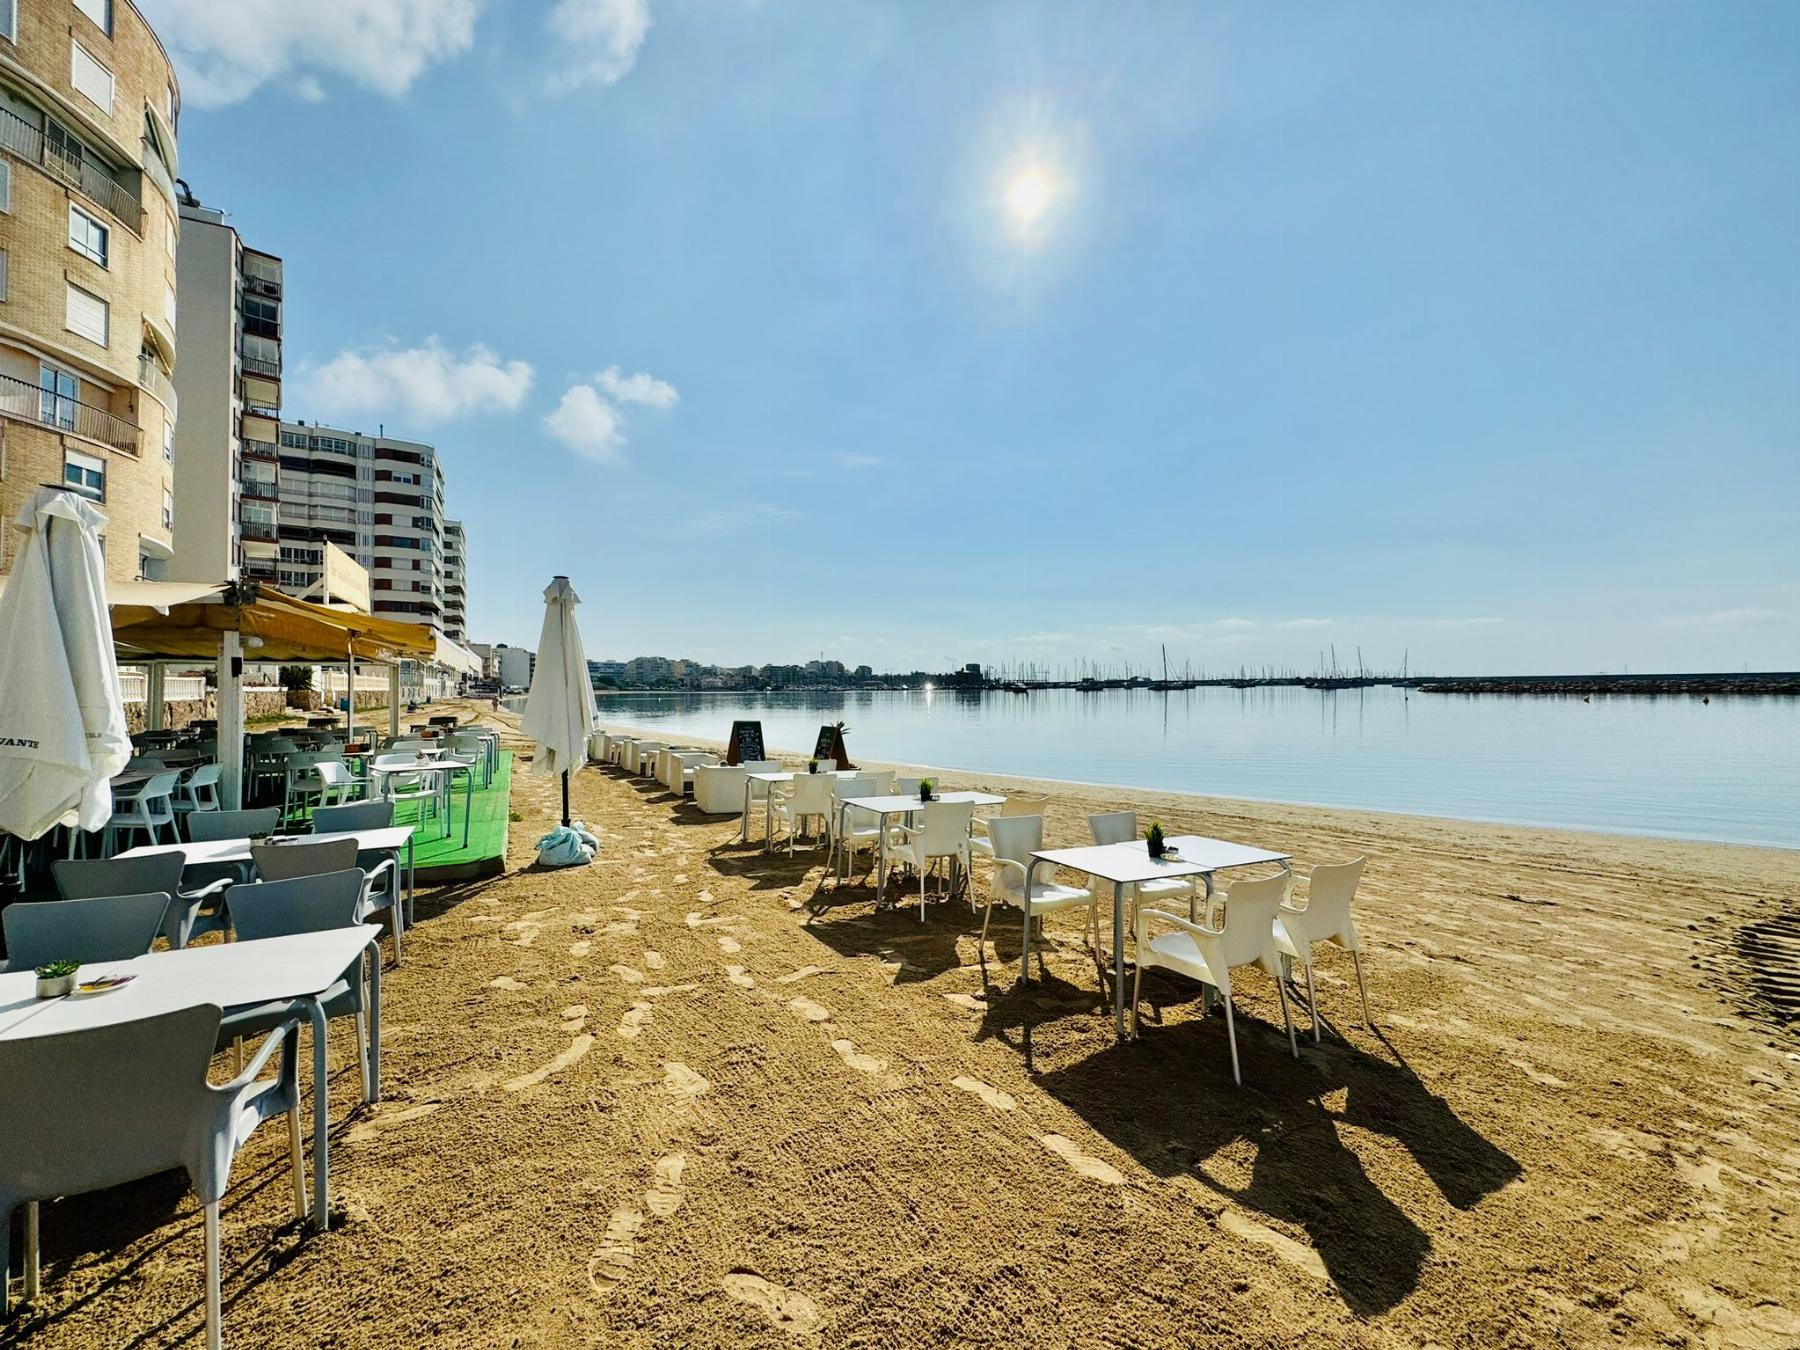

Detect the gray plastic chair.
[
  {"left": 186, "top": 808, "right": 280, "bottom": 842},
  {"left": 266, "top": 830, "right": 404, "bottom": 962},
  {"left": 311, "top": 800, "right": 394, "bottom": 833},
  {"left": 219, "top": 871, "right": 374, "bottom": 1104},
  {"left": 0, "top": 1003, "right": 306, "bottom": 1346},
  {"left": 0, "top": 892, "right": 170, "bottom": 970},
  {"left": 51, "top": 854, "right": 233, "bottom": 948}
]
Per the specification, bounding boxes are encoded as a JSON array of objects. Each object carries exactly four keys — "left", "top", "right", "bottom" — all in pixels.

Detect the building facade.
[
  {"left": 275, "top": 419, "right": 447, "bottom": 633},
  {"left": 0, "top": 0, "right": 181, "bottom": 581},
  {"left": 167, "top": 187, "right": 279, "bottom": 583},
  {"left": 441, "top": 517, "right": 466, "bottom": 642}
]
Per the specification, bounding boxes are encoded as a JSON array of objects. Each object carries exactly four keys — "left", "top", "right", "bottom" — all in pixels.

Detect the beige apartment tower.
[{"left": 0, "top": 0, "right": 181, "bottom": 581}]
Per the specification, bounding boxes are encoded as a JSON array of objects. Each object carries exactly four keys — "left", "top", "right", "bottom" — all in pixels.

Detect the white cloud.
[
  {"left": 544, "top": 363, "right": 678, "bottom": 463},
  {"left": 544, "top": 385, "right": 628, "bottom": 462},
  {"left": 303, "top": 338, "right": 533, "bottom": 426},
  {"left": 141, "top": 0, "right": 483, "bottom": 108},
  {"left": 1655, "top": 608, "right": 1782, "bottom": 629},
  {"left": 596, "top": 365, "right": 679, "bottom": 410},
  {"left": 545, "top": 0, "right": 651, "bottom": 95}
]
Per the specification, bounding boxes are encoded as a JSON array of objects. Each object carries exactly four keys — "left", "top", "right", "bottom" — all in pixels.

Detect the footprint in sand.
[
  {"left": 569, "top": 940, "right": 592, "bottom": 959},
  {"left": 617, "top": 1003, "right": 654, "bottom": 1039},
  {"left": 643, "top": 950, "right": 666, "bottom": 970},
  {"left": 663, "top": 1062, "right": 710, "bottom": 1097},
  {"left": 489, "top": 976, "right": 528, "bottom": 991},
  {"left": 673, "top": 874, "right": 689, "bottom": 885},
  {"left": 587, "top": 1207, "right": 644, "bottom": 1293},
  {"left": 1036, "top": 1133, "right": 1125, "bottom": 1186},
  {"left": 646, "top": 1152, "right": 686, "bottom": 1217},
  {"left": 776, "top": 965, "right": 826, "bottom": 985},
  {"left": 642, "top": 983, "right": 700, "bottom": 998},
  {"left": 345, "top": 1101, "right": 441, "bottom": 1145},
  {"left": 561, "top": 1004, "right": 589, "bottom": 1031},
  {"left": 723, "top": 1272, "right": 822, "bottom": 1334},
  {"left": 610, "top": 964, "right": 645, "bottom": 984},
  {"left": 952, "top": 1076, "right": 1015, "bottom": 1111},
  {"left": 717, "top": 935, "right": 742, "bottom": 955},
  {"left": 726, "top": 965, "right": 756, "bottom": 989},
  {"left": 1507, "top": 1057, "right": 1568, "bottom": 1089},
  {"left": 830, "top": 1039, "right": 887, "bottom": 1076},
  {"left": 505, "top": 1033, "right": 596, "bottom": 1092},
  {"left": 1218, "top": 1209, "right": 1328, "bottom": 1280},
  {"left": 942, "top": 993, "right": 986, "bottom": 1013},
  {"left": 788, "top": 997, "right": 832, "bottom": 1024},
  {"left": 697, "top": 888, "right": 713, "bottom": 904}
]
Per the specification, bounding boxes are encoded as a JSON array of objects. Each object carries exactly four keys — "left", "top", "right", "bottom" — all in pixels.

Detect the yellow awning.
[{"left": 111, "top": 584, "right": 438, "bottom": 663}]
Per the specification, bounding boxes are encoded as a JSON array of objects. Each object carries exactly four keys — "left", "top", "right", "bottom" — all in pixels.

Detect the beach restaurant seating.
[
  {"left": 969, "top": 791, "right": 1049, "bottom": 860},
  {"left": 979, "top": 815, "right": 1099, "bottom": 963},
  {"left": 0, "top": 1004, "right": 308, "bottom": 1344},
  {"left": 770, "top": 772, "right": 836, "bottom": 853},
  {"left": 669, "top": 750, "right": 717, "bottom": 797},
  {"left": 1087, "top": 810, "right": 1198, "bottom": 916},
  {"left": 693, "top": 763, "right": 746, "bottom": 815},
  {"left": 1272, "top": 857, "right": 1372, "bottom": 1038},
  {"left": 54, "top": 853, "right": 234, "bottom": 949},
  {"left": 1132, "top": 868, "right": 1298, "bottom": 1085},
  {"left": 0, "top": 892, "right": 169, "bottom": 970},
  {"left": 883, "top": 800, "right": 976, "bottom": 920}
]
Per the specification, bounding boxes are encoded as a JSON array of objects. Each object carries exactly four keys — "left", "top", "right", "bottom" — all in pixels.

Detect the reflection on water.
[{"left": 591, "top": 687, "right": 1800, "bottom": 849}]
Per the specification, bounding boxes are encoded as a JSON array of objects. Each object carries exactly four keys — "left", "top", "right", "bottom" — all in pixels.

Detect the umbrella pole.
[{"left": 561, "top": 769, "right": 571, "bottom": 828}]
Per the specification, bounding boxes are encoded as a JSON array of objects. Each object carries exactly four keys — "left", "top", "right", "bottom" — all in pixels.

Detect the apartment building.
[
  {"left": 275, "top": 419, "right": 447, "bottom": 633},
  {"left": 0, "top": 0, "right": 182, "bottom": 581},
  {"left": 442, "top": 517, "right": 467, "bottom": 642},
  {"left": 166, "top": 186, "right": 280, "bottom": 583}
]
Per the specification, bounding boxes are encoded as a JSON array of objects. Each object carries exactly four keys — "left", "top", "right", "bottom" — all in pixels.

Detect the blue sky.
[{"left": 146, "top": 0, "right": 1798, "bottom": 676}]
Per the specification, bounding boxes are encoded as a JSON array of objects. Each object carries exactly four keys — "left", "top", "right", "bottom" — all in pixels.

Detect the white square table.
[
  {"left": 369, "top": 756, "right": 478, "bottom": 847},
  {"left": 1025, "top": 834, "right": 1291, "bottom": 1036},
  {"left": 836, "top": 793, "right": 1006, "bottom": 904},
  {"left": 0, "top": 926, "right": 382, "bottom": 1232},
  {"left": 121, "top": 825, "right": 418, "bottom": 919},
  {"left": 739, "top": 770, "right": 862, "bottom": 846}
]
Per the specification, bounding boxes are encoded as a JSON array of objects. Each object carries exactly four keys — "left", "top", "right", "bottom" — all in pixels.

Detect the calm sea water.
[{"left": 588, "top": 687, "right": 1800, "bottom": 850}]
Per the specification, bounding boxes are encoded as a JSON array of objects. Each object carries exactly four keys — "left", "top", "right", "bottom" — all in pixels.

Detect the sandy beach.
[{"left": 10, "top": 701, "right": 1797, "bottom": 1349}]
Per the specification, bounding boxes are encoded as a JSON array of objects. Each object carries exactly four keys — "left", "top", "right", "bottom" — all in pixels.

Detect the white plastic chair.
[
  {"left": 770, "top": 772, "right": 836, "bottom": 854},
  {"left": 1272, "top": 857, "right": 1371, "bottom": 1038},
  {"left": 970, "top": 792, "right": 1050, "bottom": 860},
  {"left": 175, "top": 763, "right": 223, "bottom": 816},
  {"left": 1132, "top": 868, "right": 1298, "bottom": 1084},
  {"left": 0, "top": 1004, "right": 307, "bottom": 1347},
  {"left": 103, "top": 769, "right": 182, "bottom": 853},
  {"left": 980, "top": 815, "right": 1097, "bottom": 963},
  {"left": 883, "top": 800, "right": 975, "bottom": 920},
  {"left": 371, "top": 753, "right": 439, "bottom": 827},
  {"left": 1086, "top": 810, "right": 1198, "bottom": 914},
  {"left": 826, "top": 773, "right": 881, "bottom": 879}
]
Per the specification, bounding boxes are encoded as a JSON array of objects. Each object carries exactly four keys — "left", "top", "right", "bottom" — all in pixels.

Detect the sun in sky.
[{"left": 1000, "top": 152, "right": 1065, "bottom": 243}]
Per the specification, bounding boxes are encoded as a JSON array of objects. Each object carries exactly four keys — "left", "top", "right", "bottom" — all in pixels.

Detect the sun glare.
[{"left": 1007, "top": 165, "right": 1055, "bottom": 230}]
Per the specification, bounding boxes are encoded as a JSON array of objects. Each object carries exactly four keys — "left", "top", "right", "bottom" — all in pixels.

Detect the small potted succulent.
[
  {"left": 35, "top": 960, "right": 78, "bottom": 999},
  {"left": 807, "top": 758, "right": 820, "bottom": 775},
  {"left": 918, "top": 777, "right": 936, "bottom": 802},
  {"left": 1146, "top": 820, "right": 1167, "bottom": 860}
]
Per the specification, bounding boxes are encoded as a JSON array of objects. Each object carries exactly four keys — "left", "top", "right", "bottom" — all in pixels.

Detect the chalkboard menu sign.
[
  {"left": 812, "top": 724, "right": 855, "bottom": 770},
  {"left": 726, "top": 720, "right": 765, "bottom": 766}
]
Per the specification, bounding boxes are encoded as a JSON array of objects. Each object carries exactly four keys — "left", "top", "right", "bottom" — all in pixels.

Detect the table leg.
[
  {"left": 406, "top": 836, "right": 416, "bottom": 927},
  {"left": 309, "top": 998, "right": 329, "bottom": 1231},
  {"left": 1113, "top": 880, "right": 1127, "bottom": 1038},
  {"left": 876, "top": 815, "right": 888, "bottom": 906},
  {"left": 368, "top": 938, "right": 382, "bottom": 1102},
  {"left": 1018, "top": 859, "right": 1039, "bottom": 984},
  {"left": 740, "top": 780, "right": 751, "bottom": 843},
  {"left": 462, "top": 770, "right": 472, "bottom": 847},
  {"left": 764, "top": 793, "right": 774, "bottom": 854}
]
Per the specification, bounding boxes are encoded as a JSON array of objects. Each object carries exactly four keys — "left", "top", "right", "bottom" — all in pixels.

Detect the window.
[
  {"left": 39, "top": 363, "right": 78, "bottom": 430},
  {"left": 0, "top": 248, "right": 7, "bottom": 302},
  {"left": 162, "top": 419, "right": 173, "bottom": 462},
  {"left": 68, "top": 204, "right": 108, "bottom": 266},
  {"left": 0, "top": 159, "right": 9, "bottom": 213},
  {"left": 70, "top": 43, "right": 114, "bottom": 113},
  {"left": 65, "top": 282, "right": 108, "bottom": 345},
  {"left": 161, "top": 489, "right": 172, "bottom": 528},
  {"left": 74, "top": 0, "right": 110, "bottom": 35},
  {"left": 0, "top": 0, "right": 14, "bottom": 43},
  {"left": 165, "top": 213, "right": 175, "bottom": 258},
  {"left": 64, "top": 449, "right": 104, "bottom": 500}
]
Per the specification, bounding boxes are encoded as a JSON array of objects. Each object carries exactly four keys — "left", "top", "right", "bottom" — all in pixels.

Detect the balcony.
[
  {"left": 0, "top": 106, "right": 144, "bottom": 233},
  {"left": 241, "top": 351, "right": 281, "bottom": 380},
  {"left": 137, "top": 354, "right": 178, "bottom": 418},
  {"left": 243, "top": 273, "right": 282, "bottom": 300},
  {"left": 243, "top": 437, "right": 279, "bottom": 460},
  {"left": 0, "top": 371, "right": 139, "bottom": 454},
  {"left": 241, "top": 474, "right": 279, "bottom": 501},
  {"left": 240, "top": 518, "right": 279, "bottom": 543}
]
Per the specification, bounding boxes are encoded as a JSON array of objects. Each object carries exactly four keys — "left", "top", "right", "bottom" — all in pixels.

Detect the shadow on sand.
[{"left": 1034, "top": 1008, "right": 1521, "bottom": 1314}]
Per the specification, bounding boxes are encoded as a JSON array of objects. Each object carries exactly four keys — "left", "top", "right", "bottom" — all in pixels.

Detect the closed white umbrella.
[
  {"left": 520, "top": 575, "right": 599, "bottom": 827},
  {"left": 0, "top": 487, "right": 130, "bottom": 840}
]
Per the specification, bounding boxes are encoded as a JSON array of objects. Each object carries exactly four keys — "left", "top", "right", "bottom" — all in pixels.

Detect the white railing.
[
  {"left": 316, "top": 672, "right": 391, "bottom": 695},
  {"left": 117, "top": 673, "right": 207, "bottom": 703}
]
